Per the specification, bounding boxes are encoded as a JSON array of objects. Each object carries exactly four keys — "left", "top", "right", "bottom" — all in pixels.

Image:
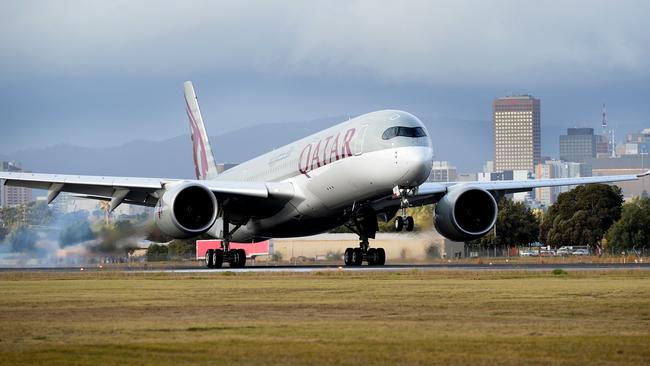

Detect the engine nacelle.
[
  {"left": 154, "top": 182, "right": 218, "bottom": 239},
  {"left": 434, "top": 186, "right": 498, "bottom": 242}
]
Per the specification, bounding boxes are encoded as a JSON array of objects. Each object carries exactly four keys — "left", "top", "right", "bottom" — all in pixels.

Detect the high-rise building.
[
  {"left": 0, "top": 161, "right": 32, "bottom": 208},
  {"left": 493, "top": 95, "right": 541, "bottom": 172},
  {"left": 535, "top": 159, "right": 591, "bottom": 206},
  {"left": 560, "top": 128, "right": 597, "bottom": 163}
]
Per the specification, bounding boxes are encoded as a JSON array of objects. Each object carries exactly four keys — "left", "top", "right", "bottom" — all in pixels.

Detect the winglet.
[
  {"left": 184, "top": 81, "right": 219, "bottom": 180},
  {"left": 637, "top": 169, "right": 650, "bottom": 178}
]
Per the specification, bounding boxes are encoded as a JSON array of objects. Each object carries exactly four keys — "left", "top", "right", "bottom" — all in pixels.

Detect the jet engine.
[
  {"left": 154, "top": 182, "right": 218, "bottom": 239},
  {"left": 434, "top": 186, "right": 498, "bottom": 242}
]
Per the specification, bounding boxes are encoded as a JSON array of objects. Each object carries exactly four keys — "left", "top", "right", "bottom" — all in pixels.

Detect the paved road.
[{"left": 1, "top": 262, "right": 649, "bottom": 273}]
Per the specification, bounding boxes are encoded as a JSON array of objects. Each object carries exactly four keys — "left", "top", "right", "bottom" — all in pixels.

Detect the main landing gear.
[
  {"left": 205, "top": 214, "right": 246, "bottom": 269},
  {"left": 343, "top": 237, "right": 386, "bottom": 266},
  {"left": 343, "top": 207, "right": 386, "bottom": 266}
]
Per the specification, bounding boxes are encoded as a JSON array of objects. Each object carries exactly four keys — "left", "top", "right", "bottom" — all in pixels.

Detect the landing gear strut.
[
  {"left": 343, "top": 207, "right": 386, "bottom": 266},
  {"left": 394, "top": 187, "right": 415, "bottom": 232},
  {"left": 204, "top": 213, "right": 246, "bottom": 268}
]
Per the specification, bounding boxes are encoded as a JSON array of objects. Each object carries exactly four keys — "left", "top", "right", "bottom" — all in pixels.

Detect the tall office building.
[
  {"left": 493, "top": 95, "right": 541, "bottom": 172},
  {"left": 559, "top": 128, "right": 597, "bottom": 163},
  {"left": 1, "top": 161, "right": 32, "bottom": 208}
]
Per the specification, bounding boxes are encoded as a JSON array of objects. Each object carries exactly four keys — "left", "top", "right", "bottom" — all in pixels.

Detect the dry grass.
[{"left": 0, "top": 270, "right": 649, "bottom": 365}]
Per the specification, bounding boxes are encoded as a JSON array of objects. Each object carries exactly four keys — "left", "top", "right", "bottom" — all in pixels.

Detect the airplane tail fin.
[{"left": 184, "top": 81, "right": 219, "bottom": 180}]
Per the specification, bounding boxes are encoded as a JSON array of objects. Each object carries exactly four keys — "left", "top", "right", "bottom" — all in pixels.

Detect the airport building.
[
  {"left": 0, "top": 161, "right": 32, "bottom": 208},
  {"left": 428, "top": 161, "right": 457, "bottom": 182},
  {"left": 587, "top": 156, "right": 650, "bottom": 198},
  {"left": 559, "top": 128, "right": 597, "bottom": 163},
  {"left": 493, "top": 95, "right": 541, "bottom": 172}
]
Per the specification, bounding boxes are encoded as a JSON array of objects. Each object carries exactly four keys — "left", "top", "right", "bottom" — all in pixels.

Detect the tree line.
[{"left": 471, "top": 184, "right": 650, "bottom": 252}]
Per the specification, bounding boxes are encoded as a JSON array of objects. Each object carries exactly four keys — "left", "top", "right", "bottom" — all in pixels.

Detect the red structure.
[{"left": 196, "top": 240, "right": 269, "bottom": 260}]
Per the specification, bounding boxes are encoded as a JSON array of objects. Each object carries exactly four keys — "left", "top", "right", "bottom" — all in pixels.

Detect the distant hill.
[{"left": 3, "top": 115, "right": 493, "bottom": 178}]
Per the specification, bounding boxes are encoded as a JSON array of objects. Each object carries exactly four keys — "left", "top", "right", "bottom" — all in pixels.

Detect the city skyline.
[{"left": 0, "top": 1, "right": 649, "bottom": 155}]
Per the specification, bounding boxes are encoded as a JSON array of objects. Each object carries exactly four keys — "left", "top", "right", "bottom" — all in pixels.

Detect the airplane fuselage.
[{"left": 212, "top": 110, "right": 434, "bottom": 242}]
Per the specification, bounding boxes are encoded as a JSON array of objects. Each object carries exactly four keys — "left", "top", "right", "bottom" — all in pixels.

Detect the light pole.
[{"left": 641, "top": 152, "right": 648, "bottom": 196}]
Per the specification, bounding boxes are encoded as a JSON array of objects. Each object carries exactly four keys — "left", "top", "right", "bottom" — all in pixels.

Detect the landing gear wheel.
[
  {"left": 376, "top": 248, "right": 386, "bottom": 266},
  {"left": 238, "top": 249, "right": 247, "bottom": 268},
  {"left": 405, "top": 216, "right": 414, "bottom": 232},
  {"left": 367, "top": 248, "right": 378, "bottom": 266},
  {"left": 344, "top": 248, "right": 353, "bottom": 266},
  {"left": 352, "top": 248, "right": 363, "bottom": 266},
  {"left": 395, "top": 216, "right": 404, "bottom": 232},
  {"left": 205, "top": 249, "right": 215, "bottom": 269},
  {"left": 212, "top": 249, "right": 224, "bottom": 268},
  {"left": 230, "top": 249, "right": 246, "bottom": 268}
]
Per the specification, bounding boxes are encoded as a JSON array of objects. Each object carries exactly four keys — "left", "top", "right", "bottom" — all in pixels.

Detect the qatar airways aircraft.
[{"left": 1, "top": 82, "right": 648, "bottom": 268}]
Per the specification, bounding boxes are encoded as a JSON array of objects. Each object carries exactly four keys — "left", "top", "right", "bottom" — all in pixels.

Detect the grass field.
[{"left": 1, "top": 270, "right": 649, "bottom": 365}]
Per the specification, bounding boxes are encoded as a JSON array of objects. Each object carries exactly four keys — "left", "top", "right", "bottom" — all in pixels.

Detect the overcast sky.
[{"left": 1, "top": 0, "right": 649, "bottom": 155}]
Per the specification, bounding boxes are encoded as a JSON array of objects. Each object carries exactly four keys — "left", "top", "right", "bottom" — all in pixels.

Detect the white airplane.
[{"left": 1, "top": 82, "right": 647, "bottom": 268}]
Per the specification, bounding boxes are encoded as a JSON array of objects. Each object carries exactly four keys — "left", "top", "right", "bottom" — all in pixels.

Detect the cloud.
[{"left": 1, "top": 0, "right": 648, "bottom": 85}]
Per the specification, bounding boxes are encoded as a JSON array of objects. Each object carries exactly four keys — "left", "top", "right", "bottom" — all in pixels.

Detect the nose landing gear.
[{"left": 393, "top": 186, "right": 416, "bottom": 232}]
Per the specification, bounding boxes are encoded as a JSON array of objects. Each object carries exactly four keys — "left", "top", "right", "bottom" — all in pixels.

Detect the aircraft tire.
[
  {"left": 205, "top": 249, "right": 215, "bottom": 269},
  {"left": 405, "top": 216, "right": 414, "bottom": 232},
  {"left": 376, "top": 248, "right": 386, "bottom": 266},
  {"left": 367, "top": 248, "right": 378, "bottom": 265},
  {"left": 213, "top": 249, "right": 224, "bottom": 268},
  {"left": 237, "top": 249, "right": 247, "bottom": 268},
  {"left": 352, "top": 248, "right": 363, "bottom": 266},
  {"left": 344, "top": 248, "right": 353, "bottom": 266},
  {"left": 395, "top": 217, "right": 404, "bottom": 232},
  {"left": 230, "top": 249, "right": 246, "bottom": 268}
]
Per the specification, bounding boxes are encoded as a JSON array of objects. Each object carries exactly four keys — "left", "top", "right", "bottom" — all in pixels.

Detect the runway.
[{"left": 1, "top": 262, "right": 649, "bottom": 273}]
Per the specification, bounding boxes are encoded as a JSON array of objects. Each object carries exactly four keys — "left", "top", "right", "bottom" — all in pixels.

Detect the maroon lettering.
[
  {"left": 329, "top": 133, "right": 340, "bottom": 163},
  {"left": 341, "top": 128, "right": 356, "bottom": 157},
  {"left": 310, "top": 141, "right": 322, "bottom": 170},
  {"left": 298, "top": 144, "right": 312, "bottom": 174},
  {"left": 321, "top": 136, "right": 333, "bottom": 165}
]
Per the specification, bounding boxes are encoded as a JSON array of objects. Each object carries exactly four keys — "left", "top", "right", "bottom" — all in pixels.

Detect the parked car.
[
  {"left": 519, "top": 250, "right": 535, "bottom": 257},
  {"left": 540, "top": 250, "right": 555, "bottom": 257},
  {"left": 556, "top": 247, "right": 572, "bottom": 256},
  {"left": 572, "top": 249, "right": 589, "bottom": 256}
]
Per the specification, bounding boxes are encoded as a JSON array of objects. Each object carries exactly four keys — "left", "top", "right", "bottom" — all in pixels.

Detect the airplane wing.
[
  {"left": 0, "top": 172, "right": 293, "bottom": 212},
  {"left": 410, "top": 169, "right": 650, "bottom": 204}
]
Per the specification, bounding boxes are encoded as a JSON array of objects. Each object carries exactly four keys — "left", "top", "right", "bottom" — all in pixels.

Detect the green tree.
[
  {"left": 468, "top": 197, "right": 539, "bottom": 248},
  {"left": 0, "top": 222, "right": 7, "bottom": 242},
  {"left": 147, "top": 243, "right": 169, "bottom": 261},
  {"left": 540, "top": 184, "right": 623, "bottom": 249},
  {"left": 59, "top": 220, "right": 95, "bottom": 246},
  {"left": 7, "top": 225, "right": 38, "bottom": 252},
  {"left": 26, "top": 201, "right": 55, "bottom": 226},
  {"left": 92, "top": 220, "right": 138, "bottom": 255},
  {"left": 605, "top": 196, "right": 650, "bottom": 251},
  {"left": 146, "top": 223, "right": 173, "bottom": 243},
  {"left": 167, "top": 239, "right": 196, "bottom": 259}
]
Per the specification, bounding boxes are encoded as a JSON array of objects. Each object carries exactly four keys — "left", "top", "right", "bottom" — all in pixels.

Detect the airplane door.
[{"left": 354, "top": 124, "right": 368, "bottom": 156}]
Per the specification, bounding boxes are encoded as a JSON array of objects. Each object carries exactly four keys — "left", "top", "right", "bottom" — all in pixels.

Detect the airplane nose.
[{"left": 396, "top": 146, "right": 433, "bottom": 186}]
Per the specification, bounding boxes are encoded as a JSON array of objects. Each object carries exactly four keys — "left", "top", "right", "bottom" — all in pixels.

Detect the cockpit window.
[{"left": 382, "top": 126, "right": 427, "bottom": 140}]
